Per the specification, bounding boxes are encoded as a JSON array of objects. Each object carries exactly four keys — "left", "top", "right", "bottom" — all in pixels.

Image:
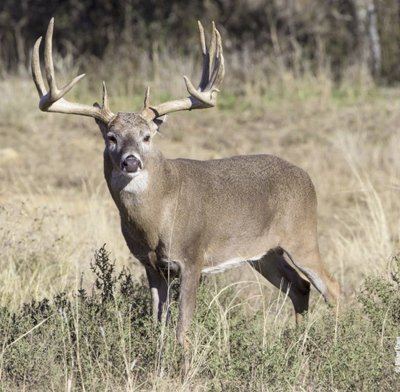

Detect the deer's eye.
[
  {"left": 107, "top": 134, "right": 117, "bottom": 145},
  {"left": 143, "top": 135, "right": 151, "bottom": 142}
]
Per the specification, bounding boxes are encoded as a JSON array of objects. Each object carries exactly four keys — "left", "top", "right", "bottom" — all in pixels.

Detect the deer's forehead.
[{"left": 110, "top": 112, "right": 149, "bottom": 135}]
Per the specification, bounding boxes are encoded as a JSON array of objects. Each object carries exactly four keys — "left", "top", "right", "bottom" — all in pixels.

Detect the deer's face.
[{"left": 97, "top": 112, "right": 162, "bottom": 176}]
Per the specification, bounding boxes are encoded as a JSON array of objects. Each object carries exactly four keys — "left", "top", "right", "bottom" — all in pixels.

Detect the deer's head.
[
  {"left": 31, "top": 18, "right": 225, "bottom": 177},
  {"left": 96, "top": 111, "right": 165, "bottom": 175}
]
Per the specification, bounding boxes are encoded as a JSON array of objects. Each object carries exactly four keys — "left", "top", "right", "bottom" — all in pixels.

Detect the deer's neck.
[{"left": 103, "top": 147, "right": 178, "bottom": 248}]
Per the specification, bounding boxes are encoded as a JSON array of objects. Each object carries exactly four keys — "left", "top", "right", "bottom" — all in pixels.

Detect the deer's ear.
[
  {"left": 93, "top": 102, "right": 108, "bottom": 133},
  {"left": 150, "top": 115, "right": 167, "bottom": 133}
]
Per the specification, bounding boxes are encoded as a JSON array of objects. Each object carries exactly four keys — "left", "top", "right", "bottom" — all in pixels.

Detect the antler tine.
[
  {"left": 208, "top": 22, "right": 217, "bottom": 80},
  {"left": 141, "top": 21, "right": 225, "bottom": 122},
  {"left": 206, "top": 28, "right": 224, "bottom": 92},
  {"left": 215, "top": 29, "right": 225, "bottom": 87},
  {"left": 144, "top": 86, "right": 150, "bottom": 109},
  {"left": 101, "top": 81, "right": 114, "bottom": 119},
  {"left": 198, "top": 22, "right": 209, "bottom": 90},
  {"left": 31, "top": 37, "right": 47, "bottom": 98},
  {"left": 44, "top": 18, "right": 58, "bottom": 96},
  {"left": 32, "top": 18, "right": 116, "bottom": 124},
  {"left": 198, "top": 21, "right": 207, "bottom": 56}
]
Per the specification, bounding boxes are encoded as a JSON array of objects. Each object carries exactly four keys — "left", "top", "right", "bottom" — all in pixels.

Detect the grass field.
[{"left": 1, "top": 72, "right": 400, "bottom": 390}]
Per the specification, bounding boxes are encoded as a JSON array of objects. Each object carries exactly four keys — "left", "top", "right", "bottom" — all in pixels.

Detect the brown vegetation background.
[
  {"left": 0, "top": 0, "right": 399, "bottom": 304},
  {"left": 0, "top": 1, "right": 400, "bottom": 390}
]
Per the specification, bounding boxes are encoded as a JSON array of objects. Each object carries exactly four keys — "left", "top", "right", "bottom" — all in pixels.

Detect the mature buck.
[{"left": 32, "top": 19, "right": 339, "bottom": 346}]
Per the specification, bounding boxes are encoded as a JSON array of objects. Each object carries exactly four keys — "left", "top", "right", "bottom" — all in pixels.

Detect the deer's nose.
[{"left": 121, "top": 155, "right": 142, "bottom": 173}]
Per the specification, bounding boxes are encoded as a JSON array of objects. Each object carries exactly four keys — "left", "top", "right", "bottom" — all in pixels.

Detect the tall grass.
[{"left": 1, "top": 47, "right": 400, "bottom": 388}]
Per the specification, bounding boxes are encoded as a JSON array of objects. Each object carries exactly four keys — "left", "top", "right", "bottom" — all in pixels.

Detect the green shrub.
[{"left": 0, "top": 247, "right": 399, "bottom": 390}]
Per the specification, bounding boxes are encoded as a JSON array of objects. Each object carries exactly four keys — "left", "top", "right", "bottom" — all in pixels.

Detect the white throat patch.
[{"left": 111, "top": 169, "right": 149, "bottom": 194}]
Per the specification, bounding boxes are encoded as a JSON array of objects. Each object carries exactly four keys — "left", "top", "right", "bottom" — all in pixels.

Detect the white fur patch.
[
  {"left": 111, "top": 169, "right": 149, "bottom": 194},
  {"left": 281, "top": 250, "right": 327, "bottom": 297},
  {"left": 201, "top": 253, "right": 267, "bottom": 274},
  {"left": 300, "top": 267, "right": 327, "bottom": 296}
]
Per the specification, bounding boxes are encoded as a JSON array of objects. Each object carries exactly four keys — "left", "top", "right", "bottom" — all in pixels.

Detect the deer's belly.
[
  {"left": 201, "top": 252, "right": 267, "bottom": 274},
  {"left": 200, "top": 231, "right": 281, "bottom": 274}
]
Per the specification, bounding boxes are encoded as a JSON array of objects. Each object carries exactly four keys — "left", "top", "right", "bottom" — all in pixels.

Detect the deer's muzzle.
[{"left": 121, "top": 155, "right": 142, "bottom": 173}]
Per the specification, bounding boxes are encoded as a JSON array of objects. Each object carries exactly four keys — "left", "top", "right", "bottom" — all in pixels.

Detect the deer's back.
[{"left": 172, "top": 154, "right": 316, "bottom": 205}]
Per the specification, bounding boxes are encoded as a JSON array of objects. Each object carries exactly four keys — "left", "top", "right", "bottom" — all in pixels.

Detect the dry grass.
[
  {"left": 1, "top": 72, "right": 400, "bottom": 389},
  {"left": 2, "top": 74, "right": 399, "bottom": 307}
]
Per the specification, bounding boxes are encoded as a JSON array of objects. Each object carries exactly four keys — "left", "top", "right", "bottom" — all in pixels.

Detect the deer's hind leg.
[{"left": 249, "top": 249, "right": 311, "bottom": 324}]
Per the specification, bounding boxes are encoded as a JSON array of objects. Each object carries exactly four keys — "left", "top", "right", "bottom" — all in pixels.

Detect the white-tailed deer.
[{"left": 32, "top": 19, "right": 339, "bottom": 346}]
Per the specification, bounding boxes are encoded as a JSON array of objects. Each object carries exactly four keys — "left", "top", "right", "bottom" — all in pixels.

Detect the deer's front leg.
[
  {"left": 145, "top": 267, "right": 170, "bottom": 323},
  {"left": 176, "top": 262, "right": 203, "bottom": 347}
]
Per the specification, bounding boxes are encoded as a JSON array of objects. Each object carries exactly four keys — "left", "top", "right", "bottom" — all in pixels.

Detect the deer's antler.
[
  {"left": 141, "top": 21, "right": 225, "bottom": 122},
  {"left": 31, "top": 18, "right": 115, "bottom": 124}
]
